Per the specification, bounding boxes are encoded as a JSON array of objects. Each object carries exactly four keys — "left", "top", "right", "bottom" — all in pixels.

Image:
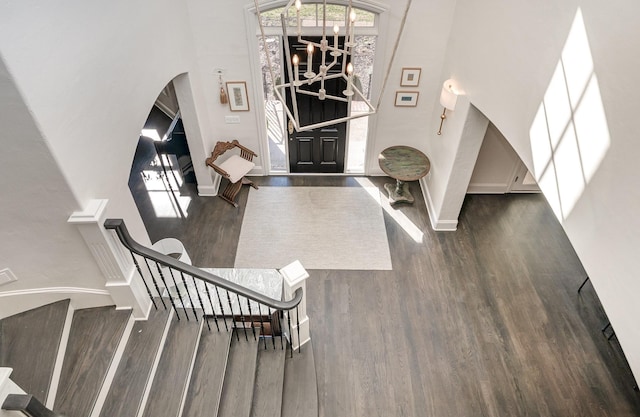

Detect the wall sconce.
[{"left": 437, "top": 79, "right": 459, "bottom": 135}]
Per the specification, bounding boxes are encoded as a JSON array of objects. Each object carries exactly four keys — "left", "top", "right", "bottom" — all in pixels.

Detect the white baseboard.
[
  {"left": 197, "top": 184, "right": 219, "bottom": 197},
  {"left": 419, "top": 178, "right": 458, "bottom": 232},
  {"left": 247, "top": 165, "right": 266, "bottom": 176},
  {"left": 432, "top": 219, "right": 458, "bottom": 231},
  {"left": 90, "top": 314, "right": 136, "bottom": 417},
  {"left": 177, "top": 319, "right": 205, "bottom": 417},
  {"left": 136, "top": 308, "right": 174, "bottom": 417},
  {"left": 46, "top": 301, "right": 74, "bottom": 409},
  {"left": 0, "top": 287, "right": 113, "bottom": 319},
  {"left": 466, "top": 183, "right": 508, "bottom": 194}
]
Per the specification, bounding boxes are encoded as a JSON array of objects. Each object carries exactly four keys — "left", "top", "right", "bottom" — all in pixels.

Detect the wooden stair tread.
[
  {"left": 141, "top": 309, "right": 202, "bottom": 417},
  {"left": 0, "top": 299, "right": 69, "bottom": 403},
  {"left": 181, "top": 327, "right": 233, "bottom": 417},
  {"left": 281, "top": 342, "right": 318, "bottom": 417},
  {"left": 54, "top": 306, "right": 130, "bottom": 417},
  {"left": 99, "top": 304, "right": 171, "bottom": 417},
  {"left": 217, "top": 331, "right": 260, "bottom": 417},
  {"left": 250, "top": 343, "right": 286, "bottom": 417}
]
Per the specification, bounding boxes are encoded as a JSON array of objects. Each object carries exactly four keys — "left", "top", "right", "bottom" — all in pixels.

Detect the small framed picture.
[
  {"left": 395, "top": 91, "right": 419, "bottom": 107},
  {"left": 400, "top": 68, "right": 421, "bottom": 87},
  {"left": 226, "top": 81, "right": 250, "bottom": 111}
]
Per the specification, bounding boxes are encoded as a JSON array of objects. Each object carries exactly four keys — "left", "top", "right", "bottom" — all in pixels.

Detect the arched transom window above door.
[{"left": 259, "top": 3, "right": 376, "bottom": 29}]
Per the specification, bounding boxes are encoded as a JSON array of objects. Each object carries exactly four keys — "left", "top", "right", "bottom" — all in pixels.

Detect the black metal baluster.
[
  {"left": 129, "top": 251, "right": 156, "bottom": 309},
  {"left": 247, "top": 298, "right": 257, "bottom": 341},
  {"left": 191, "top": 275, "right": 207, "bottom": 324},
  {"left": 268, "top": 308, "right": 276, "bottom": 349},
  {"left": 214, "top": 286, "right": 229, "bottom": 331},
  {"left": 277, "top": 310, "right": 284, "bottom": 350},
  {"left": 286, "top": 309, "right": 293, "bottom": 358},
  {"left": 225, "top": 289, "right": 239, "bottom": 341},
  {"left": 143, "top": 258, "right": 166, "bottom": 309},
  {"left": 204, "top": 283, "right": 220, "bottom": 331},
  {"left": 577, "top": 276, "right": 590, "bottom": 293},
  {"left": 198, "top": 280, "right": 210, "bottom": 330},
  {"left": 155, "top": 262, "right": 180, "bottom": 320},
  {"left": 180, "top": 272, "right": 198, "bottom": 322},
  {"left": 236, "top": 294, "right": 248, "bottom": 341},
  {"left": 296, "top": 305, "right": 301, "bottom": 353},
  {"left": 257, "top": 304, "right": 267, "bottom": 349},
  {"left": 168, "top": 268, "right": 188, "bottom": 321}
]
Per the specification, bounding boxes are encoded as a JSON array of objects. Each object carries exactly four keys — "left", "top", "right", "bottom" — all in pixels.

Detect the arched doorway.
[
  {"left": 468, "top": 122, "right": 540, "bottom": 194},
  {"left": 128, "top": 80, "right": 197, "bottom": 226}
]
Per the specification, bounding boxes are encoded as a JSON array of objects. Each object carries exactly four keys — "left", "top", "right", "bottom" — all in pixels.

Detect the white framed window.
[{"left": 260, "top": 4, "right": 376, "bottom": 29}]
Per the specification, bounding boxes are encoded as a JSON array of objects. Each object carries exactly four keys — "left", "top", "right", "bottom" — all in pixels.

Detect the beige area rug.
[{"left": 234, "top": 186, "right": 393, "bottom": 270}]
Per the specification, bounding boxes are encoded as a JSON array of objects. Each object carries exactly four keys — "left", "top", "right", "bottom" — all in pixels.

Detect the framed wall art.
[
  {"left": 395, "top": 91, "right": 419, "bottom": 107},
  {"left": 226, "top": 81, "right": 250, "bottom": 111},
  {"left": 400, "top": 68, "right": 421, "bottom": 87}
]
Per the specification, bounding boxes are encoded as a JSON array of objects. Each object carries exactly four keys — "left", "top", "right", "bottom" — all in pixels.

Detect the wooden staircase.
[{"left": 0, "top": 300, "right": 317, "bottom": 417}]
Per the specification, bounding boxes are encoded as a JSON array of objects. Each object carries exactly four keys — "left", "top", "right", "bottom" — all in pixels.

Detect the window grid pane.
[{"left": 260, "top": 4, "right": 374, "bottom": 28}]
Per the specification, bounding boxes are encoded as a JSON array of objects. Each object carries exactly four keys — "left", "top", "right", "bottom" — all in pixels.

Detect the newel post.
[
  {"left": 280, "top": 260, "right": 310, "bottom": 350},
  {"left": 68, "top": 199, "right": 151, "bottom": 319}
]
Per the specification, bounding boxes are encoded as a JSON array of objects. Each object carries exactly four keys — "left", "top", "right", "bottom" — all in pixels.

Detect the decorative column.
[
  {"left": 279, "top": 260, "right": 310, "bottom": 350},
  {"left": 68, "top": 199, "right": 151, "bottom": 319}
]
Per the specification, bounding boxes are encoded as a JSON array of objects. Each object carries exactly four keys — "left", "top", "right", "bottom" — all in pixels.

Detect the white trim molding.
[
  {"left": 245, "top": 0, "right": 388, "bottom": 16},
  {"left": 0, "top": 286, "right": 113, "bottom": 319},
  {"left": 68, "top": 199, "right": 152, "bottom": 319},
  {"left": 420, "top": 177, "right": 458, "bottom": 232},
  {"left": 197, "top": 184, "right": 219, "bottom": 197},
  {"left": 466, "top": 182, "right": 509, "bottom": 194}
]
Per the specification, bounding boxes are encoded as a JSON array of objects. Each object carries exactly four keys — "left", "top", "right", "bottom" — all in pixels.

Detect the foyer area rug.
[{"left": 234, "top": 186, "right": 393, "bottom": 270}]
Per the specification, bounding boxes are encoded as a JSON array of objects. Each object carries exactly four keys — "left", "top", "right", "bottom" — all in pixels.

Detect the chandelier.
[{"left": 256, "top": 0, "right": 375, "bottom": 132}]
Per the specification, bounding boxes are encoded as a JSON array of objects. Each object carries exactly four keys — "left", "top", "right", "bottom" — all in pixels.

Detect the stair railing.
[
  {"left": 2, "top": 394, "right": 63, "bottom": 417},
  {"left": 104, "top": 219, "right": 303, "bottom": 354}
]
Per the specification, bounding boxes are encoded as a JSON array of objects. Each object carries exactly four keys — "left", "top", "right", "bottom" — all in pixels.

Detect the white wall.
[
  {"left": 0, "top": 58, "right": 108, "bottom": 316},
  {"left": 0, "top": 0, "right": 214, "bottom": 314},
  {"left": 429, "top": 0, "right": 640, "bottom": 381},
  {"left": 421, "top": 97, "right": 488, "bottom": 230},
  {"left": 183, "top": 0, "right": 267, "bottom": 175},
  {"left": 0, "top": 0, "right": 209, "bottom": 245},
  {"left": 365, "top": 0, "right": 457, "bottom": 174}
]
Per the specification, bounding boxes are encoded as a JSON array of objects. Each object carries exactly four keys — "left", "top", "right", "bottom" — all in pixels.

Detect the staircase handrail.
[
  {"left": 103, "top": 219, "right": 303, "bottom": 311},
  {"left": 2, "top": 394, "right": 64, "bottom": 417}
]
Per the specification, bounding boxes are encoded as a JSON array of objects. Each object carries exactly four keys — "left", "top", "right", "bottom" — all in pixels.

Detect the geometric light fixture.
[
  {"left": 437, "top": 79, "right": 459, "bottom": 135},
  {"left": 256, "top": 0, "right": 375, "bottom": 132}
]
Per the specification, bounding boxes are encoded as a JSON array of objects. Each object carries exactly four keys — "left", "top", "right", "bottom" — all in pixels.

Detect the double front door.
[{"left": 284, "top": 36, "right": 348, "bottom": 173}]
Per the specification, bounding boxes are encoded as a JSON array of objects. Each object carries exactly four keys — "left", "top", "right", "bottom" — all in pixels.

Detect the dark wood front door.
[{"left": 285, "top": 36, "right": 348, "bottom": 173}]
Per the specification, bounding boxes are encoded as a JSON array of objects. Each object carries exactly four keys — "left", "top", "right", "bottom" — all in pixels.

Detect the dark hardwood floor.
[
  {"left": 54, "top": 306, "right": 130, "bottom": 417},
  {"left": 0, "top": 299, "right": 69, "bottom": 403},
  {"left": 128, "top": 169, "right": 640, "bottom": 416}
]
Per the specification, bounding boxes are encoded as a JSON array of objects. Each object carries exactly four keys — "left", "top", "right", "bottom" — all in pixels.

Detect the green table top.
[{"left": 378, "top": 145, "right": 431, "bottom": 182}]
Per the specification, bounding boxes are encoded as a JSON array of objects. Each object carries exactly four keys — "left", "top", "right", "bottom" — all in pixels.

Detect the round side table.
[
  {"left": 378, "top": 145, "right": 431, "bottom": 205},
  {"left": 151, "top": 238, "right": 192, "bottom": 298}
]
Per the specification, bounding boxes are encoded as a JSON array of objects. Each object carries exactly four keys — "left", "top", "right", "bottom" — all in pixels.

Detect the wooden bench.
[{"left": 206, "top": 140, "right": 258, "bottom": 207}]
